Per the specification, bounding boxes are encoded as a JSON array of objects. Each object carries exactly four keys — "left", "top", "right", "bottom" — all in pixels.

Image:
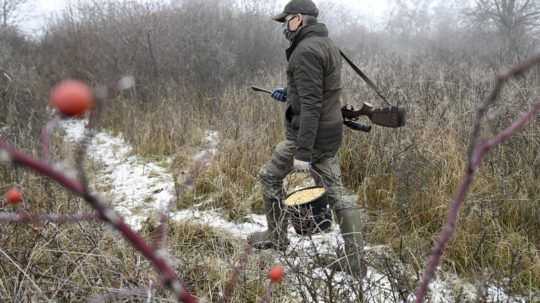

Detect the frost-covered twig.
[
  {"left": 0, "top": 68, "right": 13, "bottom": 82},
  {"left": 221, "top": 244, "right": 252, "bottom": 303},
  {"left": 40, "top": 118, "right": 60, "bottom": 162},
  {"left": 415, "top": 54, "right": 540, "bottom": 303},
  {"left": 260, "top": 282, "right": 274, "bottom": 303},
  {"left": 0, "top": 212, "right": 99, "bottom": 224},
  {"left": 87, "top": 287, "right": 154, "bottom": 303},
  {"left": 153, "top": 213, "right": 170, "bottom": 249},
  {"left": 0, "top": 246, "right": 47, "bottom": 300}
]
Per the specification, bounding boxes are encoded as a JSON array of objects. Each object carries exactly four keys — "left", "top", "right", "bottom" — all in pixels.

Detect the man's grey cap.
[{"left": 272, "top": 0, "right": 319, "bottom": 23}]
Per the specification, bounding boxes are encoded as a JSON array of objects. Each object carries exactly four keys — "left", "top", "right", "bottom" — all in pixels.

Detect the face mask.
[
  {"left": 283, "top": 16, "right": 299, "bottom": 42},
  {"left": 283, "top": 27, "right": 295, "bottom": 41}
]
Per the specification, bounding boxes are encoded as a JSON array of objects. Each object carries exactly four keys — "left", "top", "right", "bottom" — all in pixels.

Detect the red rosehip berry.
[
  {"left": 5, "top": 188, "right": 22, "bottom": 205},
  {"left": 50, "top": 80, "right": 94, "bottom": 117},
  {"left": 268, "top": 265, "right": 285, "bottom": 283}
]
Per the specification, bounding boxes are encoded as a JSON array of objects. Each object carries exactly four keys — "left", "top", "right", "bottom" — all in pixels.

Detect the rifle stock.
[
  {"left": 370, "top": 106, "right": 406, "bottom": 128},
  {"left": 342, "top": 103, "right": 406, "bottom": 128}
]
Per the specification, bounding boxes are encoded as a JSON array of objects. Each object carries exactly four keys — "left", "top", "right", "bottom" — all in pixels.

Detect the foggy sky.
[{"left": 21, "top": 0, "right": 390, "bottom": 34}]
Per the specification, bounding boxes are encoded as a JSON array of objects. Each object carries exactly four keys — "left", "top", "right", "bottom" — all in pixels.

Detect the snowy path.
[
  {"left": 62, "top": 120, "right": 174, "bottom": 230},
  {"left": 60, "top": 120, "right": 528, "bottom": 303}
]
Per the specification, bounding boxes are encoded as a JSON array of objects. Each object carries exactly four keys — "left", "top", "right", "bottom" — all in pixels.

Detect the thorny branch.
[{"left": 415, "top": 54, "right": 540, "bottom": 303}]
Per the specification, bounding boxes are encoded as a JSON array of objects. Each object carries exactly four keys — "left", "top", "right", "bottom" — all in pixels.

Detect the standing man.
[{"left": 247, "top": 0, "right": 367, "bottom": 279}]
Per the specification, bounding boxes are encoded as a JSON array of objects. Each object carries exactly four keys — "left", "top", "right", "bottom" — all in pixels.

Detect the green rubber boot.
[
  {"left": 331, "top": 207, "right": 367, "bottom": 279},
  {"left": 248, "top": 198, "right": 289, "bottom": 251}
]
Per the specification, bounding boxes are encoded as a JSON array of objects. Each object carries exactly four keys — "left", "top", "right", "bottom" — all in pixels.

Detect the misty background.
[
  {"left": 1, "top": 0, "right": 540, "bottom": 301},
  {"left": 21, "top": 0, "right": 390, "bottom": 34}
]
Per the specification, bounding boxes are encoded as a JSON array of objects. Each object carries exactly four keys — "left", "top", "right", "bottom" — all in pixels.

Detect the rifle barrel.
[{"left": 251, "top": 86, "right": 273, "bottom": 94}]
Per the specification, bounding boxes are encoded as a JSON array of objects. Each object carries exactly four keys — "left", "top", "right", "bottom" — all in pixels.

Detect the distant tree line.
[{"left": 1, "top": 0, "right": 540, "bottom": 105}]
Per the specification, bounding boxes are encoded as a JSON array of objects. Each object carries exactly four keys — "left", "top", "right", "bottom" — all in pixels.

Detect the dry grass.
[
  {"left": 94, "top": 59, "right": 540, "bottom": 296},
  {"left": 2, "top": 42, "right": 540, "bottom": 302},
  {"left": 0, "top": 165, "right": 286, "bottom": 302}
]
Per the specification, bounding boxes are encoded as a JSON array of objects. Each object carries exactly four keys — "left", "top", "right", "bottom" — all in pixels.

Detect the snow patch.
[
  {"left": 61, "top": 120, "right": 174, "bottom": 230},
  {"left": 486, "top": 286, "right": 529, "bottom": 303},
  {"left": 193, "top": 130, "right": 219, "bottom": 162},
  {"left": 172, "top": 209, "right": 266, "bottom": 239}
]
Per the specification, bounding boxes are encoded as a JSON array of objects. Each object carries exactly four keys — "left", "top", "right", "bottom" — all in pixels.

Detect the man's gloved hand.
[
  {"left": 293, "top": 158, "right": 311, "bottom": 172},
  {"left": 271, "top": 88, "right": 287, "bottom": 102}
]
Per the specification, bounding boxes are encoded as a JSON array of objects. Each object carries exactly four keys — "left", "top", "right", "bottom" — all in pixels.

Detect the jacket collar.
[{"left": 286, "top": 22, "right": 329, "bottom": 60}]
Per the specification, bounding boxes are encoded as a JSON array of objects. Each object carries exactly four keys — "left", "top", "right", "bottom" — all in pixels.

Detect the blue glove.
[{"left": 271, "top": 88, "right": 287, "bottom": 102}]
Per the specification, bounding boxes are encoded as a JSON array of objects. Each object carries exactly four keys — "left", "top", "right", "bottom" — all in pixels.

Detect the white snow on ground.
[
  {"left": 193, "top": 130, "right": 219, "bottom": 161},
  {"left": 62, "top": 120, "right": 174, "bottom": 230},
  {"left": 60, "top": 119, "right": 531, "bottom": 303},
  {"left": 172, "top": 208, "right": 343, "bottom": 251},
  {"left": 172, "top": 209, "right": 267, "bottom": 239},
  {"left": 486, "top": 286, "right": 530, "bottom": 303}
]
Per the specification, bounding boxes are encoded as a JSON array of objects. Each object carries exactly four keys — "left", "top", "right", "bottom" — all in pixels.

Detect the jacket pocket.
[{"left": 285, "top": 105, "right": 300, "bottom": 129}]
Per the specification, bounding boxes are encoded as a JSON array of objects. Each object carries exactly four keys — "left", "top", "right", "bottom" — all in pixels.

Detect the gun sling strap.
[{"left": 339, "top": 50, "right": 391, "bottom": 106}]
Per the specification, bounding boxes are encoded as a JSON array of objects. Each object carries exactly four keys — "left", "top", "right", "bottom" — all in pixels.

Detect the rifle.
[
  {"left": 251, "top": 86, "right": 371, "bottom": 132},
  {"left": 250, "top": 86, "right": 407, "bottom": 132}
]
